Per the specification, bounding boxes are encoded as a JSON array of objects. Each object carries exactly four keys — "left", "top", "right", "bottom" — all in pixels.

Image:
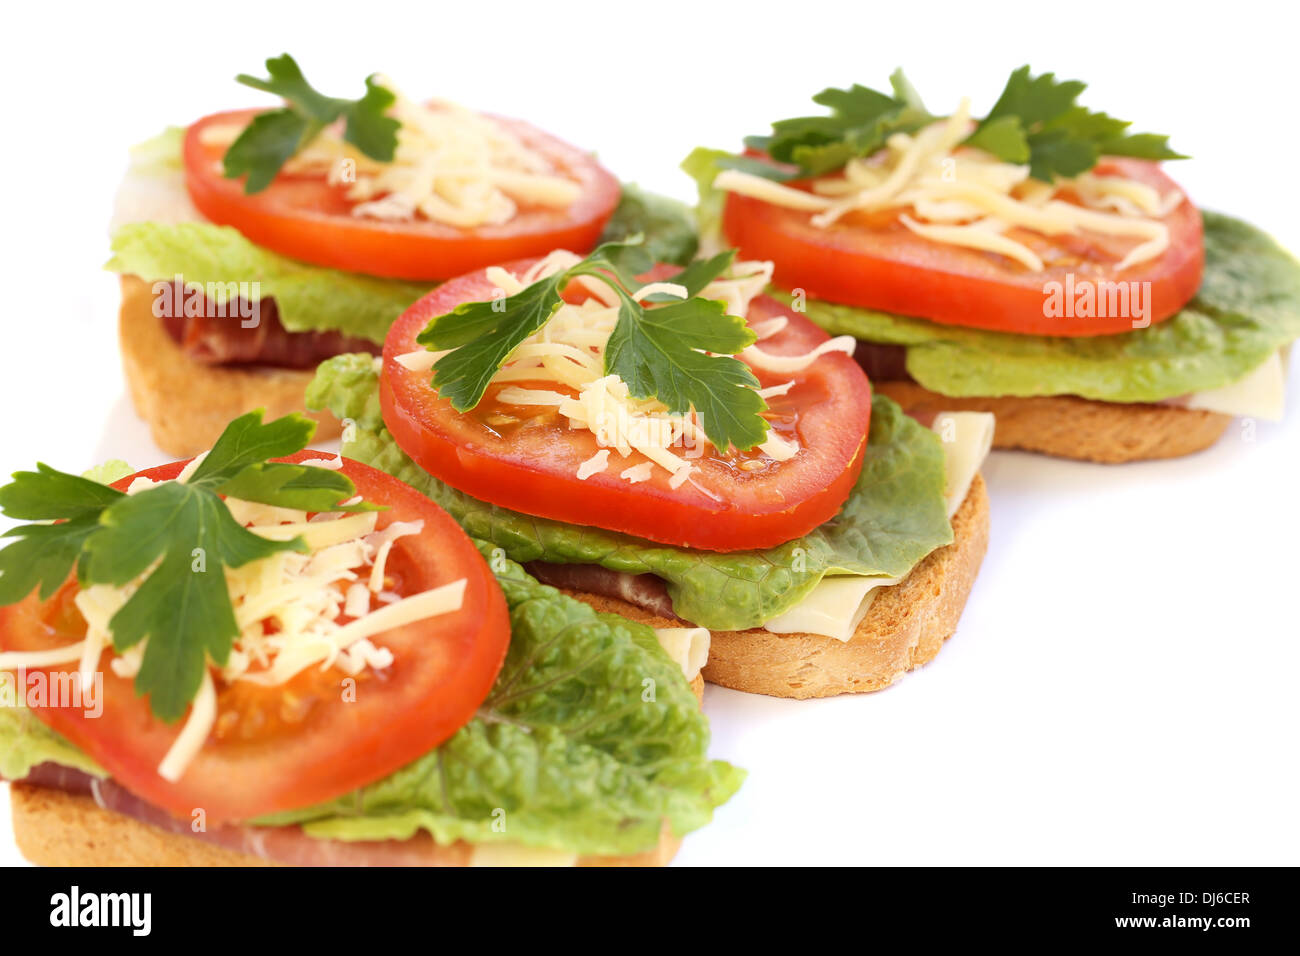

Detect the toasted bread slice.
[
  {"left": 562, "top": 474, "right": 989, "bottom": 699},
  {"left": 874, "top": 381, "right": 1230, "bottom": 463},
  {"left": 10, "top": 674, "right": 703, "bottom": 868},
  {"left": 9, "top": 783, "right": 681, "bottom": 867},
  {"left": 118, "top": 276, "right": 343, "bottom": 457}
]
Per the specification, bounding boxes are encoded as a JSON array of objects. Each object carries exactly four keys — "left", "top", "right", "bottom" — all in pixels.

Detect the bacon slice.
[
  {"left": 525, "top": 562, "right": 683, "bottom": 622},
  {"left": 157, "top": 283, "right": 380, "bottom": 369},
  {"left": 853, "top": 340, "right": 911, "bottom": 383}
]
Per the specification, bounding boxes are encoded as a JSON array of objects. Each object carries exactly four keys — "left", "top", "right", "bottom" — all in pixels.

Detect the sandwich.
[
  {"left": 684, "top": 67, "right": 1300, "bottom": 462},
  {"left": 0, "top": 412, "right": 739, "bottom": 866},
  {"left": 308, "top": 242, "right": 993, "bottom": 698},
  {"left": 106, "top": 54, "right": 698, "bottom": 457}
]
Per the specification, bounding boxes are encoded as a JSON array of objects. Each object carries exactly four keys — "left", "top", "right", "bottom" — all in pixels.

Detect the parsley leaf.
[
  {"left": 0, "top": 518, "right": 101, "bottom": 604},
  {"left": 604, "top": 297, "right": 765, "bottom": 450},
  {"left": 0, "top": 411, "right": 376, "bottom": 722},
  {"left": 223, "top": 54, "right": 400, "bottom": 194},
  {"left": 967, "top": 66, "right": 1185, "bottom": 181},
  {"left": 85, "top": 483, "right": 302, "bottom": 721},
  {"left": 963, "top": 115, "right": 1030, "bottom": 165},
  {"left": 222, "top": 109, "right": 316, "bottom": 194},
  {"left": 982, "top": 66, "right": 1086, "bottom": 129},
  {"left": 0, "top": 463, "right": 123, "bottom": 521},
  {"left": 0, "top": 465, "right": 123, "bottom": 602},
  {"left": 415, "top": 242, "right": 767, "bottom": 451},
  {"left": 740, "top": 66, "right": 1183, "bottom": 182},
  {"left": 418, "top": 271, "right": 570, "bottom": 411},
  {"left": 642, "top": 249, "right": 736, "bottom": 302},
  {"left": 753, "top": 69, "right": 934, "bottom": 178}
]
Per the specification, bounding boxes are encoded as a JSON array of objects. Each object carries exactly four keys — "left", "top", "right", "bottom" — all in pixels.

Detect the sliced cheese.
[
  {"left": 763, "top": 575, "right": 901, "bottom": 642},
  {"left": 109, "top": 134, "right": 206, "bottom": 232},
  {"left": 932, "top": 412, "right": 996, "bottom": 518},
  {"left": 1185, "top": 351, "right": 1287, "bottom": 421},
  {"left": 761, "top": 410, "right": 993, "bottom": 641},
  {"left": 652, "top": 627, "right": 711, "bottom": 681}
]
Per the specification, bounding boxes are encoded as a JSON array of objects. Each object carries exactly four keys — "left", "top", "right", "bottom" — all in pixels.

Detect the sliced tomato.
[
  {"left": 184, "top": 109, "right": 621, "bottom": 280},
  {"left": 0, "top": 452, "right": 510, "bottom": 823},
  {"left": 722, "top": 157, "right": 1204, "bottom": 336},
  {"left": 381, "top": 260, "right": 872, "bottom": 552}
]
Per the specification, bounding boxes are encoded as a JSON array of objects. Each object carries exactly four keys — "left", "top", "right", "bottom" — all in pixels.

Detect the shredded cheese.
[
  {"left": 35, "top": 472, "right": 469, "bottom": 783},
  {"left": 0, "top": 644, "right": 89, "bottom": 669},
  {"left": 713, "top": 100, "right": 1183, "bottom": 273},
  {"left": 158, "top": 670, "right": 216, "bottom": 783},
  {"left": 576, "top": 449, "right": 611, "bottom": 479},
  {"left": 742, "top": 336, "right": 857, "bottom": 374},
  {"left": 233, "top": 84, "right": 584, "bottom": 228},
  {"left": 473, "top": 257, "right": 829, "bottom": 485}
]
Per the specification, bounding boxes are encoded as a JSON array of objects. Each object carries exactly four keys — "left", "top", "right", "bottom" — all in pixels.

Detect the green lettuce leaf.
[
  {"left": 0, "top": 552, "right": 739, "bottom": 855},
  {"left": 80, "top": 460, "right": 134, "bottom": 486},
  {"left": 127, "top": 126, "right": 187, "bottom": 175},
  {"left": 599, "top": 184, "right": 699, "bottom": 266},
  {"left": 781, "top": 213, "right": 1300, "bottom": 404},
  {"left": 254, "top": 549, "right": 742, "bottom": 854},
  {"left": 681, "top": 147, "right": 732, "bottom": 246},
  {"left": 0, "top": 700, "right": 105, "bottom": 780},
  {"left": 105, "top": 222, "right": 431, "bottom": 345},
  {"left": 308, "top": 353, "right": 952, "bottom": 630}
]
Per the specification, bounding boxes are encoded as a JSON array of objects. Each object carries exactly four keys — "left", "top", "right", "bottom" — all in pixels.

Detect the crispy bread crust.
[
  {"left": 874, "top": 381, "right": 1231, "bottom": 463},
  {"left": 562, "top": 474, "right": 989, "bottom": 699},
  {"left": 10, "top": 783, "right": 681, "bottom": 867},
  {"left": 118, "top": 276, "right": 342, "bottom": 457}
]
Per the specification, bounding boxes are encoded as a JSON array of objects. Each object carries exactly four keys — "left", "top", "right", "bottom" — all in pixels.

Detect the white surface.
[{"left": 2, "top": 0, "right": 1297, "bottom": 866}]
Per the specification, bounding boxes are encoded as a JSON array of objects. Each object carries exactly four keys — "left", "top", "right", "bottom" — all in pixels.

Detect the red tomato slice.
[
  {"left": 722, "top": 157, "right": 1204, "bottom": 336},
  {"left": 381, "top": 260, "right": 873, "bottom": 552},
  {"left": 184, "top": 109, "right": 621, "bottom": 281},
  {"left": 0, "top": 452, "right": 510, "bottom": 824}
]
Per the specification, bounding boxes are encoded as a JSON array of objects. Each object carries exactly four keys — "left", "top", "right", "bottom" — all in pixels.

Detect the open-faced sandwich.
[
  {"left": 308, "top": 242, "right": 993, "bottom": 698},
  {"left": 107, "top": 55, "right": 697, "bottom": 456},
  {"left": 0, "top": 412, "right": 738, "bottom": 866},
  {"left": 685, "top": 67, "right": 1300, "bottom": 462}
]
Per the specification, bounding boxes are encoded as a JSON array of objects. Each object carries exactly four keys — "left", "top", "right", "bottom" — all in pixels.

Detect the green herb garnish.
[
  {"left": 966, "top": 66, "right": 1185, "bottom": 180},
  {"left": 748, "top": 65, "right": 1184, "bottom": 182},
  {"left": 746, "top": 69, "right": 933, "bottom": 179},
  {"left": 0, "top": 411, "right": 378, "bottom": 722},
  {"left": 415, "top": 243, "right": 769, "bottom": 452},
  {"left": 222, "top": 54, "right": 400, "bottom": 194}
]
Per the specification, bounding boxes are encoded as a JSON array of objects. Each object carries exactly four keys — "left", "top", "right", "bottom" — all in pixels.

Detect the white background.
[{"left": 1, "top": 0, "right": 1296, "bottom": 865}]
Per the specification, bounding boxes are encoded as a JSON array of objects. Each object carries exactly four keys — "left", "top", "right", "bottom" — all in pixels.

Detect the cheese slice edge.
[{"left": 762, "top": 411, "right": 993, "bottom": 642}]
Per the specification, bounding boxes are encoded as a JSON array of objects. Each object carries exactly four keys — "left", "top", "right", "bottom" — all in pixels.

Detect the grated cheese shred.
[
  {"left": 264, "top": 84, "right": 580, "bottom": 228},
  {"left": 457, "top": 256, "right": 851, "bottom": 485},
  {"left": 712, "top": 97, "right": 1183, "bottom": 272},
  {"left": 3, "top": 461, "right": 469, "bottom": 783}
]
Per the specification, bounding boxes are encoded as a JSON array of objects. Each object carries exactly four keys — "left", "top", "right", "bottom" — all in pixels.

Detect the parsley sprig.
[
  {"left": 223, "top": 54, "right": 400, "bottom": 194},
  {"left": 966, "top": 66, "right": 1184, "bottom": 180},
  {"left": 0, "top": 411, "right": 378, "bottom": 722},
  {"left": 744, "top": 69, "right": 934, "bottom": 179},
  {"left": 416, "top": 243, "right": 769, "bottom": 452},
  {"left": 745, "top": 66, "right": 1184, "bottom": 183}
]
